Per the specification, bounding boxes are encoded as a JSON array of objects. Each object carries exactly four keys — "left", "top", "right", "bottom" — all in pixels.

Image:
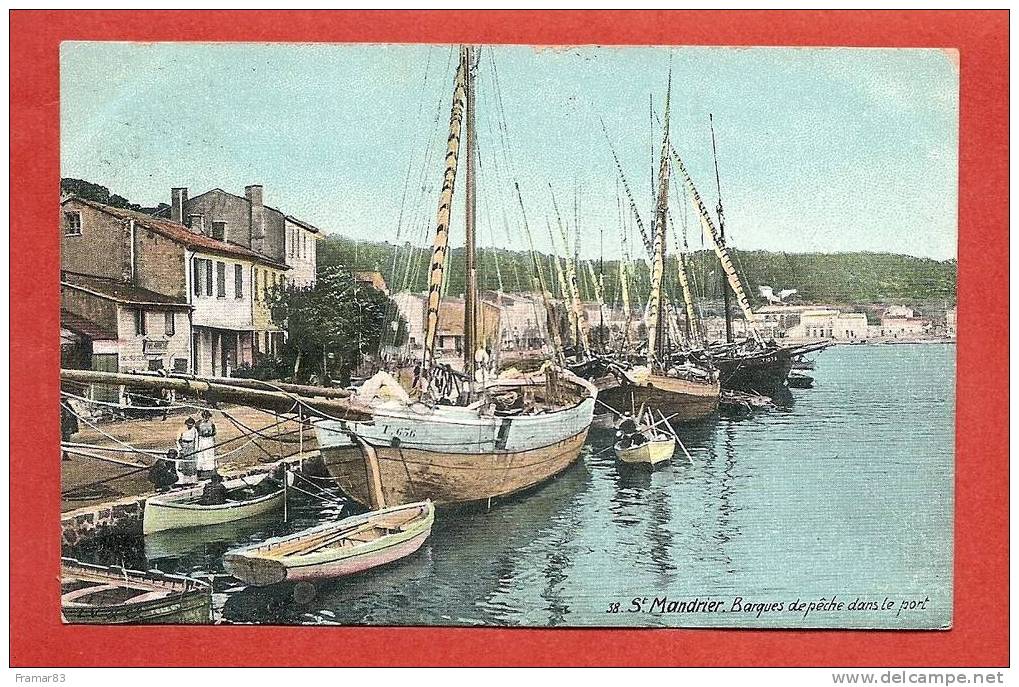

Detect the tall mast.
[
  {"left": 599, "top": 223, "right": 605, "bottom": 350},
  {"left": 647, "top": 71, "right": 672, "bottom": 364},
  {"left": 670, "top": 140, "right": 759, "bottom": 339},
  {"left": 421, "top": 47, "right": 468, "bottom": 378},
  {"left": 464, "top": 46, "right": 478, "bottom": 379},
  {"left": 550, "top": 184, "right": 589, "bottom": 356},
  {"left": 709, "top": 113, "right": 733, "bottom": 343}
]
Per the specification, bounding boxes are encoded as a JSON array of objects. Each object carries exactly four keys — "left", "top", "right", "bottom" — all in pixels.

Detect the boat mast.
[
  {"left": 421, "top": 47, "right": 468, "bottom": 380},
  {"left": 546, "top": 218, "right": 577, "bottom": 348},
  {"left": 646, "top": 71, "right": 672, "bottom": 365},
  {"left": 710, "top": 114, "right": 733, "bottom": 343},
  {"left": 464, "top": 45, "right": 478, "bottom": 380},
  {"left": 670, "top": 140, "right": 759, "bottom": 340},
  {"left": 550, "top": 184, "right": 589, "bottom": 357}
]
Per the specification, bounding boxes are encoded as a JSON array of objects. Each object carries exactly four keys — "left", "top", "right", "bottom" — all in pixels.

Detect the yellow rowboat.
[
  {"left": 613, "top": 435, "right": 676, "bottom": 467},
  {"left": 223, "top": 501, "right": 434, "bottom": 586},
  {"left": 143, "top": 474, "right": 285, "bottom": 535}
]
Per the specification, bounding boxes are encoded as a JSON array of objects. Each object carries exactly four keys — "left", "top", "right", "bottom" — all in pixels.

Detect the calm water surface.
[{"left": 75, "top": 343, "right": 954, "bottom": 628}]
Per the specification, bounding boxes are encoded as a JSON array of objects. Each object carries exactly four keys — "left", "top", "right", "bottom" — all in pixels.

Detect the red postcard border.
[{"left": 10, "top": 10, "right": 1008, "bottom": 667}]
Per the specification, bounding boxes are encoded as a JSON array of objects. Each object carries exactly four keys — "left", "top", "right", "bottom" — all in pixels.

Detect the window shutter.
[
  {"left": 235, "top": 264, "right": 243, "bottom": 299},
  {"left": 216, "top": 261, "right": 226, "bottom": 298}
]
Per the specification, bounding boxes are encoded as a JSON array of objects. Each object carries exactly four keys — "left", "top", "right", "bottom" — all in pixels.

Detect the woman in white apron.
[
  {"left": 195, "top": 410, "right": 218, "bottom": 479},
  {"left": 176, "top": 417, "right": 199, "bottom": 485}
]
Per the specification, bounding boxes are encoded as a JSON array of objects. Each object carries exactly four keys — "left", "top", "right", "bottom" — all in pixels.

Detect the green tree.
[{"left": 267, "top": 266, "right": 407, "bottom": 386}]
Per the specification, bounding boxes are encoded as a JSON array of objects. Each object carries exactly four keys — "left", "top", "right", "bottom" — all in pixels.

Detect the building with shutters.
[{"left": 60, "top": 195, "right": 290, "bottom": 377}]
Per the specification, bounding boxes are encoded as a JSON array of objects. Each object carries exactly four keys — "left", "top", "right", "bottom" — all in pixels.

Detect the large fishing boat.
[
  {"left": 315, "top": 46, "right": 597, "bottom": 509},
  {"left": 669, "top": 117, "right": 830, "bottom": 395}
]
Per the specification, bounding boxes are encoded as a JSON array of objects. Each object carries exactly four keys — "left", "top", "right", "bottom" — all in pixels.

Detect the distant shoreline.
[{"left": 781, "top": 337, "right": 956, "bottom": 347}]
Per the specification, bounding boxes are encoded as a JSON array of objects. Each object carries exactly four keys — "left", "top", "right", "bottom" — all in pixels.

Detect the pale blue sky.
[{"left": 61, "top": 42, "right": 958, "bottom": 260}]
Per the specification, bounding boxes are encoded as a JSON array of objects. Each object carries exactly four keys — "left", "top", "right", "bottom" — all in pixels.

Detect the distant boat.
[
  {"left": 787, "top": 372, "right": 815, "bottom": 389},
  {"left": 719, "top": 388, "right": 776, "bottom": 415},
  {"left": 61, "top": 557, "right": 211, "bottom": 624},
  {"left": 223, "top": 501, "right": 434, "bottom": 586},
  {"left": 143, "top": 473, "right": 285, "bottom": 535},
  {"left": 791, "top": 356, "right": 816, "bottom": 370}
]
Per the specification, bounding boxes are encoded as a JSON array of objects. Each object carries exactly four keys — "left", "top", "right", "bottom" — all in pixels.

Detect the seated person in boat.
[
  {"left": 618, "top": 412, "right": 637, "bottom": 435},
  {"left": 251, "top": 464, "right": 287, "bottom": 497},
  {"left": 197, "top": 473, "right": 230, "bottom": 505},
  {"left": 148, "top": 449, "right": 180, "bottom": 492}
]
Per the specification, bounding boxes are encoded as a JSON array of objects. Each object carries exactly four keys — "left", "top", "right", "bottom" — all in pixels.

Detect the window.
[
  {"left": 212, "top": 221, "right": 226, "bottom": 241},
  {"left": 216, "top": 261, "right": 226, "bottom": 298},
  {"left": 234, "top": 264, "right": 243, "bottom": 299},
  {"left": 193, "top": 260, "right": 202, "bottom": 296},
  {"left": 164, "top": 312, "right": 175, "bottom": 337},
  {"left": 253, "top": 269, "right": 260, "bottom": 302},
  {"left": 288, "top": 228, "right": 295, "bottom": 258},
  {"left": 148, "top": 358, "right": 164, "bottom": 371},
  {"left": 63, "top": 211, "right": 82, "bottom": 236},
  {"left": 186, "top": 214, "right": 204, "bottom": 232},
  {"left": 173, "top": 358, "right": 188, "bottom": 372},
  {"left": 205, "top": 259, "right": 213, "bottom": 296},
  {"left": 134, "top": 309, "right": 146, "bottom": 336}
]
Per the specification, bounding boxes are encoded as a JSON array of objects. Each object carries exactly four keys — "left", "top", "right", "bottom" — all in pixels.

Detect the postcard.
[{"left": 52, "top": 39, "right": 960, "bottom": 633}]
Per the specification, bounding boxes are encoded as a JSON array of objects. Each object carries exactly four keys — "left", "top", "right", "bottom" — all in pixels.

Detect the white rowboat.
[
  {"left": 143, "top": 474, "right": 285, "bottom": 535},
  {"left": 222, "top": 501, "right": 434, "bottom": 586}
]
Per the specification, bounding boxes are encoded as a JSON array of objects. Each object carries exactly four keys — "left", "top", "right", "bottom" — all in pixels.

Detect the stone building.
[
  {"left": 60, "top": 196, "right": 289, "bottom": 376},
  {"left": 160, "top": 185, "right": 321, "bottom": 287},
  {"left": 785, "top": 308, "right": 869, "bottom": 340}
]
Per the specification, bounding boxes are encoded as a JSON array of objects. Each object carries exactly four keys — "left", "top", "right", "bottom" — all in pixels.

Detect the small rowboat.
[
  {"left": 787, "top": 372, "right": 815, "bottom": 389},
  {"left": 143, "top": 473, "right": 285, "bottom": 535},
  {"left": 223, "top": 501, "right": 434, "bottom": 586},
  {"left": 61, "top": 558, "right": 211, "bottom": 624},
  {"left": 614, "top": 434, "right": 676, "bottom": 467}
]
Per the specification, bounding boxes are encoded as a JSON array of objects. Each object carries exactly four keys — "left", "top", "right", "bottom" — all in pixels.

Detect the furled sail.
[
  {"left": 421, "top": 48, "right": 469, "bottom": 374},
  {"left": 646, "top": 73, "right": 672, "bottom": 363},
  {"left": 549, "top": 185, "right": 590, "bottom": 355},
  {"left": 671, "top": 213, "right": 702, "bottom": 345},
  {"left": 670, "top": 145, "right": 759, "bottom": 336},
  {"left": 546, "top": 219, "right": 579, "bottom": 348}
]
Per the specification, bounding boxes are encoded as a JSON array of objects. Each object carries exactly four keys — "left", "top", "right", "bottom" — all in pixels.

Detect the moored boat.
[
  {"left": 223, "top": 501, "right": 434, "bottom": 586},
  {"left": 599, "top": 364, "right": 720, "bottom": 422},
  {"left": 143, "top": 472, "right": 286, "bottom": 535},
  {"left": 317, "top": 367, "right": 596, "bottom": 507},
  {"left": 317, "top": 46, "right": 596, "bottom": 510},
  {"left": 61, "top": 558, "right": 211, "bottom": 624},
  {"left": 614, "top": 435, "right": 676, "bottom": 467},
  {"left": 787, "top": 371, "right": 815, "bottom": 388}
]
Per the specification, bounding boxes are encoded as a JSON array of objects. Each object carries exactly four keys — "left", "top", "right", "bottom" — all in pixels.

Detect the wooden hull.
[
  {"left": 61, "top": 558, "right": 211, "bottom": 625},
  {"left": 600, "top": 375, "right": 720, "bottom": 422},
  {"left": 223, "top": 502, "right": 434, "bottom": 586},
  {"left": 614, "top": 438, "right": 675, "bottom": 466},
  {"left": 322, "top": 429, "right": 589, "bottom": 508},
  {"left": 714, "top": 355, "right": 793, "bottom": 395},
  {"left": 143, "top": 476, "right": 285, "bottom": 535},
  {"left": 315, "top": 371, "right": 597, "bottom": 508}
]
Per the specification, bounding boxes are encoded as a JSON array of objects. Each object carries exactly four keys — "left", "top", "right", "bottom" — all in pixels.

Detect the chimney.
[
  {"left": 245, "top": 185, "right": 265, "bottom": 245},
  {"left": 170, "top": 187, "right": 188, "bottom": 224}
]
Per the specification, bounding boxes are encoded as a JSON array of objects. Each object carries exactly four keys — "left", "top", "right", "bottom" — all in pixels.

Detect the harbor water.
[{"left": 72, "top": 343, "right": 955, "bottom": 628}]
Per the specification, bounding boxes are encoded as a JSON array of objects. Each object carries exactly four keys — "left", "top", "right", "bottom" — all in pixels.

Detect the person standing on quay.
[
  {"left": 176, "top": 417, "right": 199, "bottom": 485},
  {"left": 196, "top": 409, "right": 218, "bottom": 480}
]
